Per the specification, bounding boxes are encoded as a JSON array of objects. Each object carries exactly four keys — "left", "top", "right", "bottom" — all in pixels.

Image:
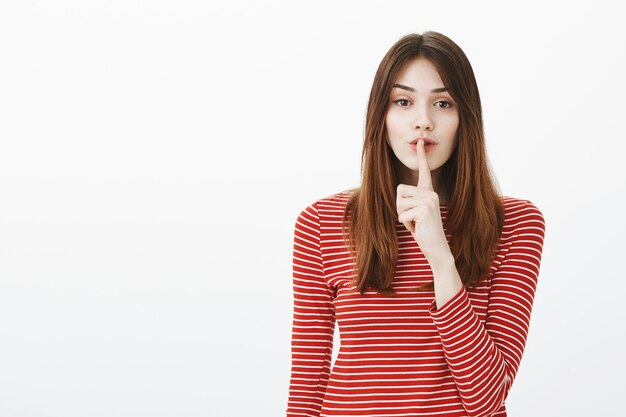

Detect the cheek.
[
  {"left": 385, "top": 111, "right": 401, "bottom": 135},
  {"left": 450, "top": 114, "right": 460, "bottom": 132},
  {"left": 443, "top": 115, "right": 459, "bottom": 140}
]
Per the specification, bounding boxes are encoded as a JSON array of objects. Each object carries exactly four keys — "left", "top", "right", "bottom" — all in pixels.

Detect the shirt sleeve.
[
  {"left": 428, "top": 200, "right": 546, "bottom": 417},
  {"left": 286, "top": 202, "right": 336, "bottom": 417}
]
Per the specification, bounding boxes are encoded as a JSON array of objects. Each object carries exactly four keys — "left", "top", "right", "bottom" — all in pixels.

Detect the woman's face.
[{"left": 385, "top": 57, "right": 459, "bottom": 189}]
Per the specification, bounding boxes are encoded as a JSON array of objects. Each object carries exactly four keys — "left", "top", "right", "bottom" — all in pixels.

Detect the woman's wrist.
[
  {"left": 430, "top": 252, "right": 463, "bottom": 310},
  {"left": 428, "top": 249, "right": 456, "bottom": 273}
]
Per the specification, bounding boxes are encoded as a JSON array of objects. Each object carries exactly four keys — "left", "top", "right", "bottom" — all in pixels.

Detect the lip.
[
  {"left": 410, "top": 142, "right": 436, "bottom": 153},
  {"left": 409, "top": 137, "right": 437, "bottom": 146},
  {"left": 409, "top": 137, "right": 437, "bottom": 153}
]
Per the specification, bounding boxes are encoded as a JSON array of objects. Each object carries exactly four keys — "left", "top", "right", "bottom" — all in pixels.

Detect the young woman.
[{"left": 286, "top": 31, "right": 545, "bottom": 417}]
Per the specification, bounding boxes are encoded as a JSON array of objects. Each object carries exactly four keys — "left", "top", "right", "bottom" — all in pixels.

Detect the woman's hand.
[{"left": 396, "top": 139, "right": 452, "bottom": 264}]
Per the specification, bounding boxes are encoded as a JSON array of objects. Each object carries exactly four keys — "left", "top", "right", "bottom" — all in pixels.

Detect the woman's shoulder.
[
  {"left": 500, "top": 195, "right": 543, "bottom": 214},
  {"left": 499, "top": 195, "right": 545, "bottom": 231},
  {"left": 320, "top": 187, "right": 356, "bottom": 204},
  {"left": 307, "top": 188, "right": 355, "bottom": 213},
  {"left": 295, "top": 188, "right": 357, "bottom": 222}
]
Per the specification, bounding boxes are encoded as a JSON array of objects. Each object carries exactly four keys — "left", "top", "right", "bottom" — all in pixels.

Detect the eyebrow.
[{"left": 392, "top": 83, "right": 448, "bottom": 93}]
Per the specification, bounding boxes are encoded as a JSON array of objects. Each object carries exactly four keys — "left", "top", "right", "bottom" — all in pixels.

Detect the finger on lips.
[
  {"left": 416, "top": 139, "right": 433, "bottom": 191},
  {"left": 396, "top": 139, "right": 435, "bottom": 233}
]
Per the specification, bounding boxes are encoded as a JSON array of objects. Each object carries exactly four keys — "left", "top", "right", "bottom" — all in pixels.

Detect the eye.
[
  {"left": 393, "top": 98, "right": 411, "bottom": 107},
  {"left": 436, "top": 100, "right": 454, "bottom": 109}
]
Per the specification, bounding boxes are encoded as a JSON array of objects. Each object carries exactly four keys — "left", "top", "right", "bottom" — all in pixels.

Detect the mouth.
[
  {"left": 410, "top": 140, "right": 436, "bottom": 153},
  {"left": 409, "top": 137, "right": 437, "bottom": 146}
]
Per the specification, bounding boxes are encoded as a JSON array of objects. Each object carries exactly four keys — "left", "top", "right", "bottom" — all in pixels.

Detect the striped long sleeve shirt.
[{"left": 286, "top": 191, "right": 546, "bottom": 417}]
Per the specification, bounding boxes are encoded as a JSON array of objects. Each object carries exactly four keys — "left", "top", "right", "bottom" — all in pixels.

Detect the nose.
[{"left": 413, "top": 106, "right": 433, "bottom": 131}]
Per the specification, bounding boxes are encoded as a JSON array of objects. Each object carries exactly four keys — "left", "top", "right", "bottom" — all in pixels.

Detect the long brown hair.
[{"left": 342, "top": 31, "right": 504, "bottom": 296}]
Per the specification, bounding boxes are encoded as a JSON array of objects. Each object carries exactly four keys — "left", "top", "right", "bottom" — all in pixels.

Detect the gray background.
[{"left": 1, "top": 0, "right": 624, "bottom": 416}]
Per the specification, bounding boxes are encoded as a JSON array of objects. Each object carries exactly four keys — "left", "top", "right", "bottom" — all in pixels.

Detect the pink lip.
[
  {"left": 410, "top": 142, "right": 436, "bottom": 153},
  {"left": 410, "top": 137, "right": 437, "bottom": 146}
]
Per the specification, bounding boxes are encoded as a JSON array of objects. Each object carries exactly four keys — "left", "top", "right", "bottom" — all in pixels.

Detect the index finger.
[{"left": 416, "top": 138, "right": 433, "bottom": 190}]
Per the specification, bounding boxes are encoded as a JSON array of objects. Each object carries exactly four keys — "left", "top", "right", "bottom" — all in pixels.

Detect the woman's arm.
[
  {"left": 429, "top": 200, "right": 546, "bottom": 417},
  {"left": 285, "top": 202, "right": 336, "bottom": 417}
]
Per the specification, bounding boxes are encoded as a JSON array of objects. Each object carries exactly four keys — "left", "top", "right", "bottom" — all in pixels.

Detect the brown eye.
[
  {"left": 436, "top": 100, "right": 453, "bottom": 109},
  {"left": 393, "top": 99, "right": 410, "bottom": 107}
]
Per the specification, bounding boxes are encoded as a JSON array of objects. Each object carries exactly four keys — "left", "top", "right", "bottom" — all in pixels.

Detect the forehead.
[{"left": 394, "top": 57, "right": 445, "bottom": 89}]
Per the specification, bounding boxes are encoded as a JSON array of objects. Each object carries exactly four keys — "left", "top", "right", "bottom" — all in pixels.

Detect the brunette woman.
[{"left": 286, "top": 31, "right": 545, "bottom": 417}]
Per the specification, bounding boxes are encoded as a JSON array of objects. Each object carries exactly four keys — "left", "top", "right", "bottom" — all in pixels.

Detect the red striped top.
[{"left": 286, "top": 191, "right": 546, "bottom": 417}]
